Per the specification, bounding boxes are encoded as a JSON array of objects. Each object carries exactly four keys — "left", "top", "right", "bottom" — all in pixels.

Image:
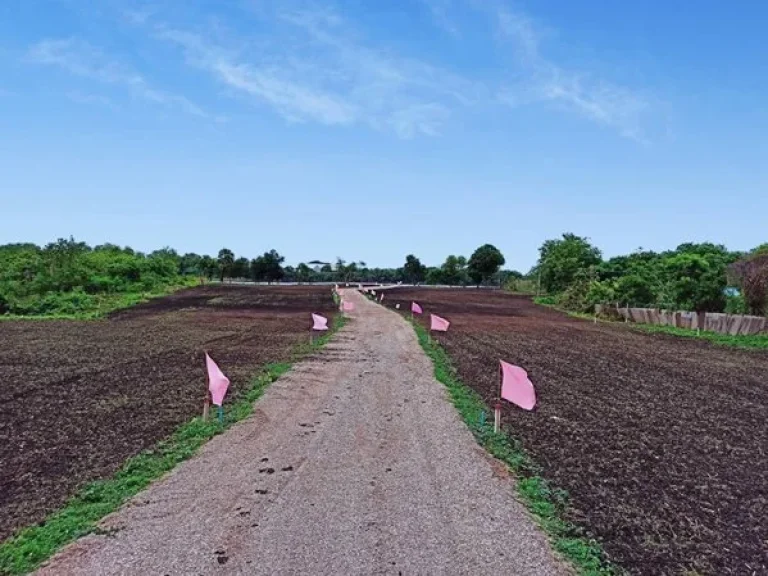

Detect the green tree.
[
  {"left": 538, "top": 233, "right": 602, "bottom": 293},
  {"left": 440, "top": 255, "right": 467, "bottom": 285},
  {"left": 467, "top": 244, "right": 505, "bottom": 285},
  {"left": 251, "top": 250, "right": 285, "bottom": 283},
  {"left": 296, "top": 263, "right": 313, "bottom": 283},
  {"left": 199, "top": 256, "right": 218, "bottom": 280},
  {"left": 663, "top": 253, "right": 726, "bottom": 312},
  {"left": 615, "top": 274, "right": 656, "bottom": 307},
  {"left": 179, "top": 253, "right": 202, "bottom": 276},
  {"left": 231, "top": 257, "right": 250, "bottom": 280},
  {"left": 217, "top": 248, "right": 235, "bottom": 282},
  {"left": 402, "top": 254, "right": 426, "bottom": 284}
]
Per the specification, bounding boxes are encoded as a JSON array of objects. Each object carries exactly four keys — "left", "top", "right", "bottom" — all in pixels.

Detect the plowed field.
[
  {"left": 0, "top": 285, "right": 335, "bottom": 542},
  {"left": 381, "top": 287, "right": 768, "bottom": 576}
]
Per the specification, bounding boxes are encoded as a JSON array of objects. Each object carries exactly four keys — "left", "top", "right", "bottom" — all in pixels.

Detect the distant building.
[{"left": 308, "top": 260, "right": 331, "bottom": 273}]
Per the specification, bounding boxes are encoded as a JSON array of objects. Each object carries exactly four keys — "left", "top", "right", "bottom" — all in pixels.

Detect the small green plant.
[
  {"left": 0, "top": 315, "right": 346, "bottom": 575},
  {"left": 408, "top": 320, "right": 616, "bottom": 575}
]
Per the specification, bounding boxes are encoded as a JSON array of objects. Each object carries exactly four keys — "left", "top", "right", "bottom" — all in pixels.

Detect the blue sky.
[{"left": 1, "top": 0, "right": 767, "bottom": 271}]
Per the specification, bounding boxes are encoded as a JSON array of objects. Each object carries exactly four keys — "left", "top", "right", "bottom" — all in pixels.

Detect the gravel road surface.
[{"left": 37, "top": 290, "right": 566, "bottom": 575}]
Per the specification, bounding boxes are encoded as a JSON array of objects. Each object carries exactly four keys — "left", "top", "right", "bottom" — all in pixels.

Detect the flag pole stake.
[
  {"left": 493, "top": 402, "right": 501, "bottom": 434},
  {"left": 217, "top": 406, "right": 224, "bottom": 424},
  {"left": 202, "top": 392, "right": 210, "bottom": 421}
]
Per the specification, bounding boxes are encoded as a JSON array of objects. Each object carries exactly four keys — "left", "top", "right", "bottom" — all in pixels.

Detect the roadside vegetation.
[{"left": 527, "top": 233, "right": 767, "bottom": 316}]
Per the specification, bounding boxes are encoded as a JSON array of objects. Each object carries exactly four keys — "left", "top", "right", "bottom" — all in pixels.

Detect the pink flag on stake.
[
  {"left": 500, "top": 360, "right": 537, "bottom": 411},
  {"left": 342, "top": 300, "right": 355, "bottom": 312},
  {"left": 205, "top": 353, "right": 230, "bottom": 407},
  {"left": 411, "top": 302, "right": 423, "bottom": 314},
  {"left": 430, "top": 314, "right": 450, "bottom": 332},
  {"left": 311, "top": 313, "right": 329, "bottom": 331}
]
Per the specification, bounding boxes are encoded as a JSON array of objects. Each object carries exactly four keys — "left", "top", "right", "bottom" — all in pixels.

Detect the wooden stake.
[
  {"left": 202, "top": 391, "right": 210, "bottom": 421},
  {"left": 493, "top": 402, "right": 501, "bottom": 434}
]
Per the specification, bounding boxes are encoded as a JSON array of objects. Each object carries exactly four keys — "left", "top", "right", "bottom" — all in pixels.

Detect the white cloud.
[
  {"left": 147, "top": 6, "right": 481, "bottom": 138},
  {"left": 27, "top": 38, "right": 213, "bottom": 119},
  {"left": 494, "top": 5, "right": 653, "bottom": 142}
]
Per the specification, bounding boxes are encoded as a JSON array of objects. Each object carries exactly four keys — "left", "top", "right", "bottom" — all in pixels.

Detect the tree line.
[
  {"left": 0, "top": 239, "right": 508, "bottom": 316},
  {"left": 211, "top": 244, "right": 509, "bottom": 286},
  {"left": 533, "top": 233, "right": 768, "bottom": 316}
]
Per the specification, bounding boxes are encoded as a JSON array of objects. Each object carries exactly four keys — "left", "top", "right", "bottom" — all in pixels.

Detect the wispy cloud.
[
  {"left": 419, "top": 0, "right": 459, "bottom": 36},
  {"left": 142, "top": 6, "right": 481, "bottom": 138},
  {"left": 66, "top": 90, "right": 119, "bottom": 109},
  {"left": 494, "top": 6, "right": 653, "bottom": 142},
  {"left": 27, "top": 38, "right": 213, "bottom": 119}
]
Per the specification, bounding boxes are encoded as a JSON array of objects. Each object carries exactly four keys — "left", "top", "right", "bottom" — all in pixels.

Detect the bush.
[{"left": 725, "top": 293, "right": 747, "bottom": 314}]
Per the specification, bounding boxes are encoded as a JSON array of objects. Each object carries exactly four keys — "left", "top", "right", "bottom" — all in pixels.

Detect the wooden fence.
[{"left": 595, "top": 305, "right": 767, "bottom": 336}]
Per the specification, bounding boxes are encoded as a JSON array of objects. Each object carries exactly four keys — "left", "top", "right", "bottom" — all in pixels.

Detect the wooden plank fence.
[{"left": 595, "top": 305, "right": 767, "bottom": 336}]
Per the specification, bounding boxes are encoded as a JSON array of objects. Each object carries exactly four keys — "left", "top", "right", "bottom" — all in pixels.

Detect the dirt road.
[{"left": 37, "top": 290, "right": 565, "bottom": 575}]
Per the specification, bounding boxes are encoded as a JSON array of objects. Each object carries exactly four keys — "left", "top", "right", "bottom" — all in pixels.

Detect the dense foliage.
[
  {"left": 0, "top": 240, "right": 185, "bottom": 316},
  {"left": 534, "top": 233, "right": 766, "bottom": 315},
  {"left": 0, "top": 239, "right": 511, "bottom": 316}
]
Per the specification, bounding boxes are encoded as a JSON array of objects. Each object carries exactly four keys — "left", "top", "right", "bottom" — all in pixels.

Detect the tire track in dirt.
[{"left": 36, "top": 290, "right": 566, "bottom": 575}]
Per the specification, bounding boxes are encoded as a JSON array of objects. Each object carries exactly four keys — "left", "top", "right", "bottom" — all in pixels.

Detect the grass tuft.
[
  {"left": 0, "top": 315, "right": 347, "bottom": 575},
  {"left": 410, "top": 319, "right": 618, "bottom": 576}
]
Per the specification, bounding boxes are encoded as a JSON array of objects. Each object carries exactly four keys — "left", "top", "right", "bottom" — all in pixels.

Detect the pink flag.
[
  {"left": 342, "top": 300, "right": 355, "bottom": 312},
  {"left": 205, "top": 353, "right": 230, "bottom": 407},
  {"left": 311, "top": 313, "right": 329, "bottom": 331},
  {"left": 430, "top": 314, "right": 450, "bottom": 332},
  {"left": 500, "top": 360, "right": 537, "bottom": 411},
  {"left": 411, "top": 302, "right": 423, "bottom": 314}
]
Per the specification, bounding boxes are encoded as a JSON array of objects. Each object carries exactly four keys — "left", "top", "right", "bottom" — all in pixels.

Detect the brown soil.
[
  {"left": 381, "top": 288, "right": 768, "bottom": 576},
  {"left": 0, "top": 285, "right": 336, "bottom": 542}
]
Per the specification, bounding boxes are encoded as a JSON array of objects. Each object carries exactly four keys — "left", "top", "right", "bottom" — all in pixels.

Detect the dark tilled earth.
[
  {"left": 0, "top": 285, "right": 336, "bottom": 542},
  {"left": 381, "top": 288, "right": 768, "bottom": 576}
]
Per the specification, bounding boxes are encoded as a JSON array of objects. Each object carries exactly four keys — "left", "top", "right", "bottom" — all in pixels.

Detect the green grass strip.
[
  {"left": 0, "top": 315, "right": 347, "bottom": 575},
  {"left": 626, "top": 323, "right": 768, "bottom": 350},
  {"left": 409, "top": 320, "right": 617, "bottom": 576},
  {"left": 533, "top": 297, "right": 768, "bottom": 351}
]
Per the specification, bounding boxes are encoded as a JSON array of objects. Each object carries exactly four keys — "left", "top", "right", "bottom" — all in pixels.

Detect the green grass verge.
[
  {"left": 533, "top": 297, "right": 768, "bottom": 351},
  {"left": 0, "top": 315, "right": 347, "bottom": 575},
  {"left": 410, "top": 320, "right": 617, "bottom": 576},
  {"left": 627, "top": 323, "right": 768, "bottom": 350}
]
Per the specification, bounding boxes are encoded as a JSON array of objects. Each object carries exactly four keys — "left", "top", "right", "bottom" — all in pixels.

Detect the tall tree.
[
  {"left": 251, "top": 250, "right": 285, "bottom": 283},
  {"left": 199, "top": 255, "right": 217, "bottom": 280},
  {"left": 467, "top": 244, "right": 506, "bottom": 285},
  {"left": 231, "top": 257, "right": 250, "bottom": 280},
  {"left": 440, "top": 255, "right": 464, "bottom": 285},
  {"left": 402, "top": 254, "right": 426, "bottom": 284},
  {"left": 538, "top": 233, "right": 602, "bottom": 293},
  {"left": 217, "top": 248, "right": 235, "bottom": 282}
]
